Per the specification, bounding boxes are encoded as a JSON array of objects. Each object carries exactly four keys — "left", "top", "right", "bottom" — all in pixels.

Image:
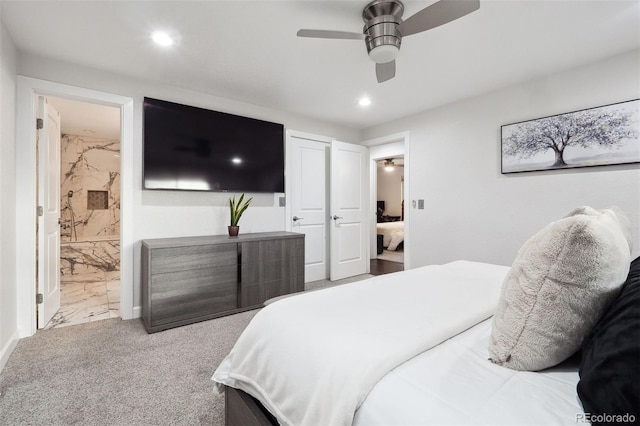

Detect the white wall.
[
  {"left": 363, "top": 49, "right": 640, "bottom": 268},
  {"left": 0, "top": 9, "right": 19, "bottom": 370},
  {"left": 15, "top": 53, "right": 362, "bottom": 318},
  {"left": 17, "top": 54, "right": 361, "bottom": 236},
  {"left": 377, "top": 164, "right": 403, "bottom": 217}
]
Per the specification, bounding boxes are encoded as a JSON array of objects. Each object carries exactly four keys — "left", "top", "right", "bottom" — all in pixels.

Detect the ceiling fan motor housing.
[
  {"left": 362, "top": 0, "right": 404, "bottom": 63},
  {"left": 296, "top": 0, "right": 480, "bottom": 82}
]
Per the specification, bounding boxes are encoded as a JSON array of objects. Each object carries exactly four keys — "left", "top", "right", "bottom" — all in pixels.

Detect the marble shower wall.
[{"left": 60, "top": 134, "right": 120, "bottom": 277}]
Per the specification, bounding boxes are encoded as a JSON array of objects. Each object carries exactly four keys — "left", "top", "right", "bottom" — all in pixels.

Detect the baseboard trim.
[
  {"left": 132, "top": 305, "right": 142, "bottom": 319},
  {"left": 0, "top": 330, "right": 20, "bottom": 373}
]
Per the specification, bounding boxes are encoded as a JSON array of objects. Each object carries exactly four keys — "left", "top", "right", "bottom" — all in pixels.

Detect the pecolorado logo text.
[{"left": 576, "top": 413, "right": 636, "bottom": 423}]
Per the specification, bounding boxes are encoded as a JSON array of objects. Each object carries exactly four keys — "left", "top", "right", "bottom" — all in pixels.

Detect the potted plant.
[{"left": 228, "top": 193, "right": 252, "bottom": 236}]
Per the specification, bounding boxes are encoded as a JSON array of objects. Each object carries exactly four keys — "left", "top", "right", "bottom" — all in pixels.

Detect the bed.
[
  {"left": 376, "top": 220, "right": 404, "bottom": 251},
  {"left": 212, "top": 207, "right": 639, "bottom": 426}
]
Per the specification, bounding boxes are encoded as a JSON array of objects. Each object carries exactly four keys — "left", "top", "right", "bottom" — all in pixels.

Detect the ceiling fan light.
[
  {"left": 384, "top": 158, "right": 395, "bottom": 171},
  {"left": 369, "top": 44, "right": 398, "bottom": 64}
]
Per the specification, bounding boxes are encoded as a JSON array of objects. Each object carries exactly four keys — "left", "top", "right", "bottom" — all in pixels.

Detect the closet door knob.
[{"left": 292, "top": 216, "right": 303, "bottom": 222}]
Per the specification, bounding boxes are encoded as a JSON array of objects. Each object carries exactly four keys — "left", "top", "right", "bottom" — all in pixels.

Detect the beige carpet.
[{"left": 305, "top": 273, "right": 374, "bottom": 291}]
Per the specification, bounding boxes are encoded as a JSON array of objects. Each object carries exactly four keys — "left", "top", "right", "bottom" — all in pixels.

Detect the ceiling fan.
[{"left": 297, "top": 0, "right": 480, "bottom": 83}]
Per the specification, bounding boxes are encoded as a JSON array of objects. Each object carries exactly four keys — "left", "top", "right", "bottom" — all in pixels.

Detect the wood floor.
[{"left": 370, "top": 258, "right": 404, "bottom": 275}]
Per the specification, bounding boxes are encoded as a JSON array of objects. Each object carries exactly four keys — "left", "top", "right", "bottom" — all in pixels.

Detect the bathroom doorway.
[{"left": 42, "top": 96, "right": 122, "bottom": 329}]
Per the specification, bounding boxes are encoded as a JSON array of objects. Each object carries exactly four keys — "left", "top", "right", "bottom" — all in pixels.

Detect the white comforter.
[
  {"left": 212, "top": 261, "right": 509, "bottom": 426},
  {"left": 376, "top": 221, "right": 404, "bottom": 250}
]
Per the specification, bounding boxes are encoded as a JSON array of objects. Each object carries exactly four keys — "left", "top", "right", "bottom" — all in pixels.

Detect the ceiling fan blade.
[
  {"left": 297, "top": 29, "right": 366, "bottom": 40},
  {"left": 398, "top": 0, "right": 480, "bottom": 37},
  {"left": 376, "top": 61, "right": 396, "bottom": 83}
]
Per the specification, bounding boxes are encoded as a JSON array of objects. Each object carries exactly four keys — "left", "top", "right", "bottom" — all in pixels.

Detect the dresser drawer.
[
  {"left": 151, "top": 243, "right": 237, "bottom": 274},
  {"left": 149, "top": 265, "right": 238, "bottom": 326}
]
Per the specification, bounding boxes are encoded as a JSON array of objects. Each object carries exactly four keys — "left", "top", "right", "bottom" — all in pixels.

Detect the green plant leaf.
[{"left": 229, "top": 193, "right": 252, "bottom": 226}]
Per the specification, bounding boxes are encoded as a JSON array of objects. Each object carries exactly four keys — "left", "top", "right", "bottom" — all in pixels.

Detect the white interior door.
[
  {"left": 330, "top": 140, "right": 369, "bottom": 281},
  {"left": 289, "top": 135, "right": 329, "bottom": 282},
  {"left": 37, "top": 96, "right": 61, "bottom": 329}
]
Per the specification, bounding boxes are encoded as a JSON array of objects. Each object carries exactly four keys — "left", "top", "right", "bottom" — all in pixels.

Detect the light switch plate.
[{"left": 279, "top": 197, "right": 286, "bottom": 207}]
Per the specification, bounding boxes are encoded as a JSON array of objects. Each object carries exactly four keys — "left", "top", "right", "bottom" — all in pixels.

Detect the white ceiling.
[
  {"left": 47, "top": 96, "right": 121, "bottom": 140},
  {"left": 3, "top": 0, "right": 639, "bottom": 133}
]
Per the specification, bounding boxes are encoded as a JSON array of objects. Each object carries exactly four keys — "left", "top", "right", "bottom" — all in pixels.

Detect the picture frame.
[{"left": 501, "top": 99, "right": 640, "bottom": 174}]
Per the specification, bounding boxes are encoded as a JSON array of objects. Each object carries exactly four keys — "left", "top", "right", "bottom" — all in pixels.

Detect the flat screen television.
[{"left": 143, "top": 97, "right": 285, "bottom": 192}]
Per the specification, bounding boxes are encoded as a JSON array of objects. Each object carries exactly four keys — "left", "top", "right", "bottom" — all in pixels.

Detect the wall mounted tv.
[{"left": 143, "top": 97, "right": 285, "bottom": 193}]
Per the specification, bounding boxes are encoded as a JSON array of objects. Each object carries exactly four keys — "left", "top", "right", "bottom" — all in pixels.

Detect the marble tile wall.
[
  {"left": 61, "top": 240, "right": 120, "bottom": 277},
  {"left": 60, "top": 134, "right": 121, "bottom": 282},
  {"left": 60, "top": 134, "right": 120, "bottom": 243}
]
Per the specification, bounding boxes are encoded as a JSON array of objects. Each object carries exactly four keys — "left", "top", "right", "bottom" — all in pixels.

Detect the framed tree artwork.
[{"left": 501, "top": 99, "right": 640, "bottom": 173}]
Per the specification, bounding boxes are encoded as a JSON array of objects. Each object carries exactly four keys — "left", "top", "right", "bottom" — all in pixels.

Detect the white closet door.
[
  {"left": 330, "top": 140, "right": 368, "bottom": 281},
  {"left": 289, "top": 135, "right": 330, "bottom": 282}
]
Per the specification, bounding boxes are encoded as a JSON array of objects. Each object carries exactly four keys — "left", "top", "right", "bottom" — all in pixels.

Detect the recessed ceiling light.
[
  {"left": 358, "top": 97, "right": 372, "bottom": 107},
  {"left": 152, "top": 31, "right": 174, "bottom": 47},
  {"left": 231, "top": 157, "right": 242, "bottom": 165}
]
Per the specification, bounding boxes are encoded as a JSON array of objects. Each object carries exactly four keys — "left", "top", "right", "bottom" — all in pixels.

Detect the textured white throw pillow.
[{"left": 488, "top": 206, "right": 632, "bottom": 371}]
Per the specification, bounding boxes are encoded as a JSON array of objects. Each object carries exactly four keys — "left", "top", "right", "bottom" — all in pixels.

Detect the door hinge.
[
  {"left": 36, "top": 293, "right": 44, "bottom": 304},
  {"left": 36, "top": 118, "right": 44, "bottom": 130},
  {"left": 37, "top": 206, "right": 44, "bottom": 216}
]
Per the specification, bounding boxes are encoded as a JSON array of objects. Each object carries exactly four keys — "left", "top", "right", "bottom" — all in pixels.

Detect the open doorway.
[
  {"left": 375, "top": 156, "right": 404, "bottom": 265},
  {"left": 42, "top": 96, "right": 121, "bottom": 329},
  {"left": 16, "top": 77, "right": 134, "bottom": 338},
  {"left": 365, "top": 133, "right": 409, "bottom": 275}
]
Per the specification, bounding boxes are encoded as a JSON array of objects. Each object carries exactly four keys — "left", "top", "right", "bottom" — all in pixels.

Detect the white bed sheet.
[
  {"left": 355, "top": 319, "right": 583, "bottom": 426},
  {"left": 377, "top": 221, "right": 404, "bottom": 251}
]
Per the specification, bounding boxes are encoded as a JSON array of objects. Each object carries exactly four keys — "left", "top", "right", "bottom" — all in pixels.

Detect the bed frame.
[{"left": 225, "top": 386, "right": 278, "bottom": 426}]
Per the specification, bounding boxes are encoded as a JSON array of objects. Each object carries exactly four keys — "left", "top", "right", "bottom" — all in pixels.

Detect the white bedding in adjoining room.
[
  {"left": 213, "top": 261, "right": 510, "bottom": 426},
  {"left": 354, "top": 319, "right": 582, "bottom": 426},
  {"left": 376, "top": 221, "right": 404, "bottom": 251}
]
